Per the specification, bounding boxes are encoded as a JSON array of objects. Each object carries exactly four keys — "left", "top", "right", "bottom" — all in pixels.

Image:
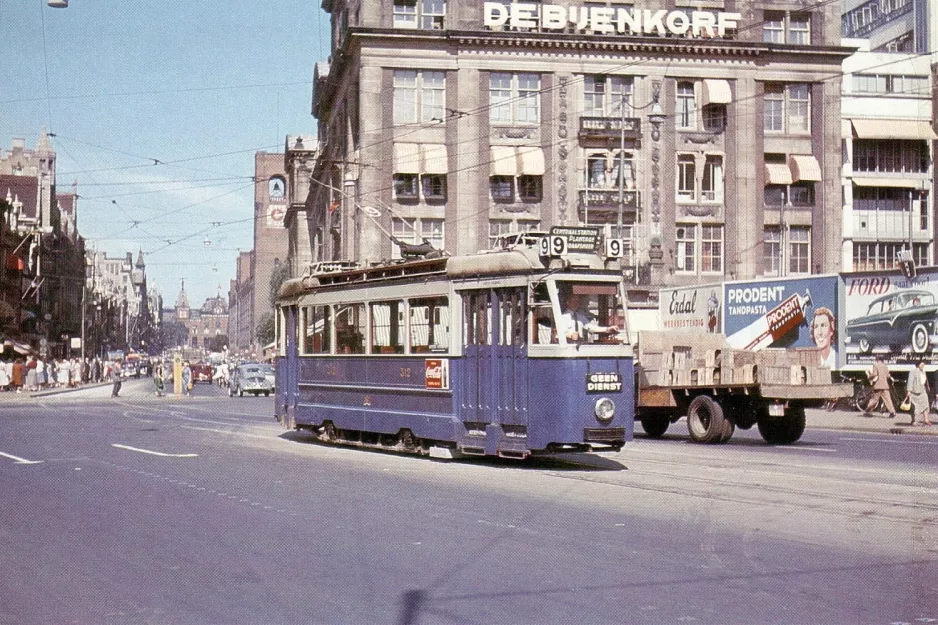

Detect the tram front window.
[{"left": 549, "top": 282, "right": 625, "bottom": 345}]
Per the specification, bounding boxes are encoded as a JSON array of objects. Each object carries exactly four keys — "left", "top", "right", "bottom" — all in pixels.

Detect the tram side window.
[
  {"left": 498, "top": 290, "right": 526, "bottom": 346},
  {"left": 409, "top": 297, "right": 449, "bottom": 353},
  {"left": 529, "top": 282, "right": 554, "bottom": 345},
  {"left": 371, "top": 301, "right": 405, "bottom": 354},
  {"left": 335, "top": 303, "right": 366, "bottom": 354},
  {"left": 464, "top": 291, "right": 492, "bottom": 346},
  {"left": 302, "top": 305, "right": 331, "bottom": 354}
]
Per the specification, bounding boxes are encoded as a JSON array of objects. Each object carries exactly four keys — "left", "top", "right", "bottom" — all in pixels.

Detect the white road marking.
[
  {"left": 0, "top": 451, "right": 43, "bottom": 465},
  {"left": 111, "top": 444, "right": 198, "bottom": 458},
  {"left": 840, "top": 436, "right": 938, "bottom": 447},
  {"left": 775, "top": 446, "right": 837, "bottom": 453}
]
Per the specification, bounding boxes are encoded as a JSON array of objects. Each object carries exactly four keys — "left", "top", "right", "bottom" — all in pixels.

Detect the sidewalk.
[{"left": 805, "top": 406, "right": 938, "bottom": 436}]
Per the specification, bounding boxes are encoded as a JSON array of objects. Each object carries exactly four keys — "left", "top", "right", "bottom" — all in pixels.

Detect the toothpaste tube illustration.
[{"left": 726, "top": 290, "right": 812, "bottom": 351}]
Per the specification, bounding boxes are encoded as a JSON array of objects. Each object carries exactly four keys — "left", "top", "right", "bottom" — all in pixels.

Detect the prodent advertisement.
[
  {"left": 842, "top": 268, "right": 938, "bottom": 368},
  {"left": 722, "top": 276, "right": 842, "bottom": 369}
]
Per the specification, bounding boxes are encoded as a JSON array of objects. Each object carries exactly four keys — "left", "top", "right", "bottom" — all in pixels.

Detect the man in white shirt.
[{"left": 559, "top": 293, "right": 618, "bottom": 343}]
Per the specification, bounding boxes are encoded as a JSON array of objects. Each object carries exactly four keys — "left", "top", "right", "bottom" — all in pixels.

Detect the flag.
[{"left": 328, "top": 200, "right": 341, "bottom": 213}]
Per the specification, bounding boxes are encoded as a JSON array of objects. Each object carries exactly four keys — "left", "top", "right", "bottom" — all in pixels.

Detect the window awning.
[
  {"left": 788, "top": 155, "right": 821, "bottom": 182},
  {"left": 490, "top": 146, "right": 518, "bottom": 176},
  {"left": 516, "top": 146, "right": 545, "bottom": 176},
  {"left": 702, "top": 79, "right": 732, "bottom": 106},
  {"left": 421, "top": 144, "right": 448, "bottom": 174},
  {"left": 764, "top": 163, "right": 793, "bottom": 186},
  {"left": 852, "top": 177, "right": 929, "bottom": 189},
  {"left": 393, "top": 143, "right": 421, "bottom": 174},
  {"left": 850, "top": 118, "right": 938, "bottom": 140}
]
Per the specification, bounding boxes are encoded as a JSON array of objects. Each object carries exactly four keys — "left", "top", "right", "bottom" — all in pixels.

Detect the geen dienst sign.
[{"left": 483, "top": 2, "right": 742, "bottom": 38}]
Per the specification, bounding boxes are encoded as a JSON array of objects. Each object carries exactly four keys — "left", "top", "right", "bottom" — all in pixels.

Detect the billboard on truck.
[
  {"left": 721, "top": 275, "right": 842, "bottom": 369},
  {"left": 662, "top": 276, "right": 843, "bottom": 368},
  {"left": 841, "top": 267, "right": 938, "bottom": 370},
  {"left": 658, "top": 283, "right": 723, "bottom": 334}
]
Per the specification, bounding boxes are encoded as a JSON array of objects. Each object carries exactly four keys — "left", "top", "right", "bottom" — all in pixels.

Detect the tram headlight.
[{"left": 594, "top": 397, "right": 615, "bottom": 422}]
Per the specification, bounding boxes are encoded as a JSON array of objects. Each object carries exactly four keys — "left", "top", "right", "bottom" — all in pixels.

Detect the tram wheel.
[{"left": 687, "top": 395, "right": 727, "bottom": 444}]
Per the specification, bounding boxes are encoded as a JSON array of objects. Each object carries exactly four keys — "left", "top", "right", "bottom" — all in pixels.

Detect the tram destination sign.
[
  {"left": 586, "top": 372, "right": 623, "bottom": 393},
  {"left": 548, "top": 226, "right": 600, "bottom": 254}
]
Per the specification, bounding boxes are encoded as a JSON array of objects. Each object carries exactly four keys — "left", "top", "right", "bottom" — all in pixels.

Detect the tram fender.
[{"left": 485, "top": 424, "right": 504, "bottom": 456}]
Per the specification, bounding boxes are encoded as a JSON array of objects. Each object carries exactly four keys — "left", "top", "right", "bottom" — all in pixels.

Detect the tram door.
[{"left": 460, "top": 288, "right": 529, "bottom": 430}]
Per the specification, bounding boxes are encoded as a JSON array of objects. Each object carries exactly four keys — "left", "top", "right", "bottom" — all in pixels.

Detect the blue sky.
[{"left": 1, "top": 0, "right": 328, "bottom": 308}]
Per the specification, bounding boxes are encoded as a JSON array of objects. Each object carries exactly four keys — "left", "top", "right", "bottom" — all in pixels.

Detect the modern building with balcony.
[{"left": 840, "top": 40, "right": 936, "bottom": 272}]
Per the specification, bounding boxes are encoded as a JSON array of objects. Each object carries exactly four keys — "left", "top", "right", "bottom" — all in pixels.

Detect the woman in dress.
[{"left": 905, "top": 361, "right": 933, "bottom": 426}]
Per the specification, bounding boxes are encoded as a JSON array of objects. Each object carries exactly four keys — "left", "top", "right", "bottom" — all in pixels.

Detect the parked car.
[
  {"left": 229, "top": 363, "right": 273, "bottom": 397},
  {"left": 844, "top": 289, "right": 938, "bottom": 354},
  {"left": 191, "top": 362, "right": 213, "bottom": 384}
]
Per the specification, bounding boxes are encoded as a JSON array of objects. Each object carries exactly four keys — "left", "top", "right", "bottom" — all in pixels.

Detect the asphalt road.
[{"left": 0, "top": 379, "right": 936, "bottom": 624}]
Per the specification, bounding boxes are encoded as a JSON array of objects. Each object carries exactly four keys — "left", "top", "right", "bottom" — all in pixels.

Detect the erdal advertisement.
[
  {"left": 842, "top": 268, "right": 938, "bottom": 367},
  {"left": 658, "top": 284, "right": 722, "bottom": 333},
  {"left": 722, "top": 276, "right": 841, "bottom": 369}
]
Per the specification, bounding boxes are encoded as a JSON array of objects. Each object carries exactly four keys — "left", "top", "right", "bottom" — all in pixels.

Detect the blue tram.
[{"left": 273, "top": 242, "right": 634, "bottom": 459}]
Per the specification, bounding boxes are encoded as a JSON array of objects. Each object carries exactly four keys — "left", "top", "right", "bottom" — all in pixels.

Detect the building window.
[
  {"left": 490, "top": 176, "right": 514, "bottom": 201},
  {"left": 701, "top": 155, "right": 723, "bottom": 202},
  {"left": 762, "top": 12, "right": 784, "bottom": 43},
  {"left": 583, "top": 75, "right": 633, "bottom": 117},
  {"left": 703, "top": 104, "right": 726, "bottom": 132},
  {"left": 764, "top": 83, "right": 810, "bottom": 134},
  {"left": 677, "top": 155, "right": 696, "bottom": 202},
  {"left": 700, "top": 225, "right": 724, "bottom": 273},
  {"left": 854, "top": 242, "right": 928, "bottom": 271},
  {"left": 391, "top": 218, "right": 444, "bottom": 259},
  {"left": 852, "top": 140, "right": 928, "bottom": 173},
  {"left": 764, "top": 183, "right": 815, "bottom": 208},
  {"left": 393, "top": 70, "right": 445, "bottom": 124},
  {"left": 490, "top": 73, "right": 541, "bottom": 124},
  {"left": 586, "top": 150, "right": 634, "bottom": 190},
  {"left": 517, "top": 176, "right": 542, "bottom": 201},
  {"left": 764, "top": 227, "right": 781, "bottom": 276},
  {"left": 676, "top": 81, "right": 697, "bottom": 129},
  {"left": 675, "top": 225, "right": 697, "bottom": 272},
  {"left": 789, "top": 226, "right": 810, "bottom": 274},
  {"left": 393, "top": 174, "right": 419, "bottom": 199},
  {"left": 766, "top": 12, "right": 811, "bottom": 44},
  {"left": 788, "top": 14, "right": 810, "bottom": 44},
  {"left": 393, "top": 0, "right": 445, "bottom": 29},
  {"left": 421, "top": 174, "right": 446, "bottom": 200},
  {"left": 488, "top": 219, "right": 541, "bottom": 248}
]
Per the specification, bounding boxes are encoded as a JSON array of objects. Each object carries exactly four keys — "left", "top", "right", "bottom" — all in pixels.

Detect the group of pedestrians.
[
  {"left": 864, "top": 355, "right": 934, "bottom": 426},
  {"left": 0, "top": 356, "right": 115, "bottom": 393}
]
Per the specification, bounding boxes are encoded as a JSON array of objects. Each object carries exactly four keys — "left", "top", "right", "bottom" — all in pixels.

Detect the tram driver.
[{"left": 559, "top": 291, "right": 619, "bottom": 344}]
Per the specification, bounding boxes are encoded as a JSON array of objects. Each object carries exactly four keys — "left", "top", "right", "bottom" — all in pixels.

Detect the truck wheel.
[
  {"left": 640, "top": 414, "right": 670, "bottom": 438},
  {"left": 758, "top": 405, "right": 806, "bottom": 445},
  {"left": 719, "top": 418, "right": 736, "bottom": 442},
  {"left": 911, "top": 323, "right": 930, "bottom": 353},
  {"left": 687, "top": 395, "right": 726, "bottom": 443}
]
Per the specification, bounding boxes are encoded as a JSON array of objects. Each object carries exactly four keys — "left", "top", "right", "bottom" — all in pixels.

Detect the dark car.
[
  {"left": 229, "top": 363, "right": 273, "bottom": 397},
  {"left": 845, "top": 289, "right": 938, "bottom": 354},
  {"left": 191, "top": 362, "right": 213, "bottom": 384}
]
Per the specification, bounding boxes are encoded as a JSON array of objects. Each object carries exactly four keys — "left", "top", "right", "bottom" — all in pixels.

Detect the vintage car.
[
  {"left": 229, "top": 363, "right": 273, "bottom": 397},
  {"left": 190, "top": 362, "right": 213, "bottom": 384},
  {"left": 844, "top": 289, "right": 938, "bottom": 354}
]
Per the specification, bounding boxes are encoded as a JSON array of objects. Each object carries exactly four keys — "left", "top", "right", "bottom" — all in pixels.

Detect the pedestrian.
[
  {"left": 0, "top": 359, "right": 10, "bottom": 391},
  {"left": 91, "top": 358, "right": 100, "bottom": 383},
  {"left": 905, "top": 361, "right": 933, "bottom": 426},
  {"left": 181, "top": 361, "right": 193, "bottom": 397},
  {"left": 864, "top": 355, "right": 897, "bottom": 418},
  {"left": 153, "top": 361, "right": 165, "bottom": 397},
  {"left": 36, "top": 357, "right": 46, "bottom": 390},
  {"left": 110, "top": 359, "right": 122, "bottom": 397}
]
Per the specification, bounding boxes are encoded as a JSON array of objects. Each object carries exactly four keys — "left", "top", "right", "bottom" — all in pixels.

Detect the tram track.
[{"left": 539, "top": 452, "right": 938, "bottom": 526}]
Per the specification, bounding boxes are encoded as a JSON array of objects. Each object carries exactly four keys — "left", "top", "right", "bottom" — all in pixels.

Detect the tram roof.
[{"left": 278, "top": 247, "right": 614, "bottom": 299}]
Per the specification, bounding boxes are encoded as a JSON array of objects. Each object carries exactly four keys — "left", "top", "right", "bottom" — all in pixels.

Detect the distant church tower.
[{"left": 175, "top": 279, "right": 190, "bottom": 321}]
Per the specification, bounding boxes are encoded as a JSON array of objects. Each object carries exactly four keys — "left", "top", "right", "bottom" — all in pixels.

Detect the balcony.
[
  {"left": 578, "top": 116, "right": 642, "bottom": 143},
  {"left": 578, "top": 188, "right": 641, "bottom": 221}
]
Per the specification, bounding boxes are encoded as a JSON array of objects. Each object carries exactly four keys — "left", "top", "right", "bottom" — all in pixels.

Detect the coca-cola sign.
[{"left": 425, "top": 359, "right": 450, "bottom": 390}]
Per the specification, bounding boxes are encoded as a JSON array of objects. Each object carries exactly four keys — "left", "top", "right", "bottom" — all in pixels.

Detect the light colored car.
[
  {"left": 229, "top": 363, "right": 273, "bottom": 397},
  {"left": 260, "top": 364, "right": 275, "bottom": 391}
]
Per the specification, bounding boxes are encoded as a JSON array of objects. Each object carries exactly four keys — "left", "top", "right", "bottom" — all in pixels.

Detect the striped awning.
[
  {"left": 788, "top": 155, "right": 821, "bottom": 182},
  {"left": 490, "top": 146, "right": 518, "bottom": 176},
  {"left": 852, "top": 177, "right": 929, "bottom": 189},
  {"left": 850, "top": 118, "right": 938, "bottom": 140},
  {"left": 765, "top": 163, "right": 793, "bottom": 186},
  {"left": 516, "top": 146, "right": 545, "bottom": 176},
  {"left": 702, "top": 79, "right": 732, "bottom": 106},
  {"left": 421, "top": 144, "right": 449, "bottom": 174},
  {"left": 393, "top": 143, "right": 421, "bottom": 174}
]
